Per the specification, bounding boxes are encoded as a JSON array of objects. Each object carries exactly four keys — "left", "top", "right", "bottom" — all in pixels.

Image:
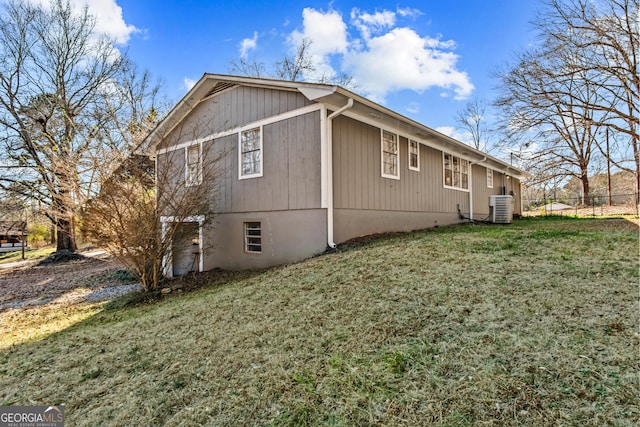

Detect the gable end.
[{"left": 204, "top": 82, "right": 237, "bottom": 99}]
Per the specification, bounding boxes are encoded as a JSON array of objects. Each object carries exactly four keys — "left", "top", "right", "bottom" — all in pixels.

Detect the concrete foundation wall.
[
  {"left": 202, "top": 209, "right": 327, "bottom": 270},
  {"left": 334, "top": 208, "right": 463, "bottom": 243}
]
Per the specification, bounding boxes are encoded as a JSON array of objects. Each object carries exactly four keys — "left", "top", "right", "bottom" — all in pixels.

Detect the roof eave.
[{"left": 325, "top": 87, "right": 531, "bottom": 180}]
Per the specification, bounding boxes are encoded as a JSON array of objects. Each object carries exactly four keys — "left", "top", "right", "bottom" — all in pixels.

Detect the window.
[
  {"left": 239, "top": 127, "right": 262, "bottom": 179},
  {"left": 381, "top": 130, "right": 399, "bottom": 179},
  {"left": 244, "top": 222, "right": 262, "bottom": 253},
  {"left": 487, "top": 168, "right": 493, "bottom": 188},
  {"left": 186, "top": 144, "right": 201, "bottom": 186},
  {"left": 443, "top": 153, "right": 469, "bottom": 191},
  {"left": 408, "top": 140, "right": 419, "bottom": 171}
]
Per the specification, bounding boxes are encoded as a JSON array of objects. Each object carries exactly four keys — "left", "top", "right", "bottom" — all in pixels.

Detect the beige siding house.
[{"left": 144, "top": 74, "right": 530, "bottom": 275}]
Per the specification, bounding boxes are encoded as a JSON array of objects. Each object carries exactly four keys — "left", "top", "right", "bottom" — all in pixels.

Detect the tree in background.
[
  {"left": 0, "top": 0, "right": 157, "bottom": 252},
  {"left": 538, "top": 0, "right": 639, "bottom": 197},
  {"left": 230, "top": 37, "right": 355, "bottom": 89},
  {"left": 455, "top": 98, "right": 493, "bottom": 152},
  {"left": 495, "top": 0, "right": 639, "bottom": 205}
]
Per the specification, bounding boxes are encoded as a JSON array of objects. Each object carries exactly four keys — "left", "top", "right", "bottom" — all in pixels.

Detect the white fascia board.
[{"left": 299, "top": 85, "right": 337, "bottom": 101}]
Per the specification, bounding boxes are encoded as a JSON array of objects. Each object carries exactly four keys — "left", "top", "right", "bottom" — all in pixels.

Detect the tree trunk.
[
  {"left": 56, "top": 217, "right": 77, "bottom": 252},
  {"left": 581, "top": 173, "right": 591, "bottom": 207}
]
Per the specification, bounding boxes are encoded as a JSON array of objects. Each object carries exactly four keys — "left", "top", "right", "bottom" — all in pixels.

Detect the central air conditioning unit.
[{"left": 489, "top": 195, "right": 514, "bottom": 224}]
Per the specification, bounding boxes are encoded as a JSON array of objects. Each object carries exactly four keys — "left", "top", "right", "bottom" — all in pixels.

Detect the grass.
[
  {"left": 0, "top": 217, "right": 638, "bottom": 426},
  {"left": 0, "top": 246, "right": 55, "bottom": 264}
]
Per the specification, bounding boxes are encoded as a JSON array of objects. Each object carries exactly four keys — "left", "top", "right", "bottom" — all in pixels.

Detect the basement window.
[
  {"left": 443, "top": 153, "right": 469, "bottom": 191},
  {"left": 409, "top": 139, "right": 419, "bottom": 171},
  {"left": 381, "top": 130, "right": 399, "bottom": 179},
  {"left": 244, "top": 222, "right": 262, "bottom": 254},
  {"left": 239, "top": 127, "right": 262, "bottom": 179}
]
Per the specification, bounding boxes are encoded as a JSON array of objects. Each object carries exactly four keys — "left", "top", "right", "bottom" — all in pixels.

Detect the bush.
[{"left": 27, "top": 223, "right": 51, "bottom": 248}]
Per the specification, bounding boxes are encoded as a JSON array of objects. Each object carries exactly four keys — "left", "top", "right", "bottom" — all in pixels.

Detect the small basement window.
[{"left": 244, "top": 222, "right": 262, "bottom": 253}]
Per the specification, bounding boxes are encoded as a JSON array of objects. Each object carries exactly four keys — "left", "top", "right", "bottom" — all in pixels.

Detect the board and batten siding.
[
  {"left": 217, "top": 111, "right": 322, "bottom": 213},
  {"left": 199, "top": 109, "right": 324, "bottom": 270},
  {"left": 331, "top": 115, "right": 470, "bottom": 243},
  {"left": 159, "top": 85, "right": 314, "bottom": 150},
  {"left": 332, "top": 115, "right": 470, "bottom": 213},
  {"left": 471, "top": 166, "right": 523, "bottom": 219}
]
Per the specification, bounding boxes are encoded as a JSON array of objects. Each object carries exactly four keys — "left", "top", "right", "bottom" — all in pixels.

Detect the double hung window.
[
  {"left": 408, "top": 140, "right": 419, "bottom": 171},
  {"left": 443, "top": 153, "right": 469, "bottom": 191},
  {"left": 240, "top": 127, "right": 262, "bottom": 179},
  {"left": 381, "top": 130, "right": 399, "bottom": 179},
  {"left": 186, "top": 144, "right": 201, "bottom": 186}
]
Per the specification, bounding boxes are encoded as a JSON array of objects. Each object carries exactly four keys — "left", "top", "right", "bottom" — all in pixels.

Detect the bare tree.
[
  {"left": 537, "top": 0, "right": 639, "bottom": 195},
  {"left": 0, "top": 0, "right": 153, "bottom": 252},
  {"left": 495, "top": 0, "right": 638, "bottom": 205},
  {"left": 455, "top": 98, "right": 492, "bottom": 152},
  {"left": 497, "top": 46, "right": 603, "bottom": 205},
  {"left": 229, "top": 37, "right": 357, "bottom": 90},
  {"left": 83, "top": 142, "right": 222, "bottom": 291},
  {"left": 228, "top": 58, "right": 267, "bottom": 79},
  {"left": 274, "top": 37, "right": 316, "bottom": 81}
]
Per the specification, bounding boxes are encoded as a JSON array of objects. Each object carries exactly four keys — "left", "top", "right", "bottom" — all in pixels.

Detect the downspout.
[
  {"left": 326, "top": 98, "right": 354, "bottom": 248},
  {"left": 468, "top": 157, "right": 486, "bottom": 222}
]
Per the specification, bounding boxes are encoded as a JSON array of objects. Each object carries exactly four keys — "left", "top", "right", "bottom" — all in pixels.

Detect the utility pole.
[{"left": 606, "top": 127, "right": 612, "bottom": 206}]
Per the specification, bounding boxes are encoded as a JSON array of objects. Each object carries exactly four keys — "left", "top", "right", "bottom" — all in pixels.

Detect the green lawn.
[
  {"left": 0, "top": 246, "right": 55, "bottom": 264},
  {"left": 1, "top": 217, "right": 638, "bottom": 426}
]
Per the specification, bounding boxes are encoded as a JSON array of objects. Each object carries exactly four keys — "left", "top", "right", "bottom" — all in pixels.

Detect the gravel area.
[{"left": 0, "top": 253, "right": 140, "bottom": 312}]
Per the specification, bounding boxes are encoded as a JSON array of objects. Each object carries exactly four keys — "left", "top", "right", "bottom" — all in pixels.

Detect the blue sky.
[{"left": 61, "top": 1, "right": 540, "bottom": 148}]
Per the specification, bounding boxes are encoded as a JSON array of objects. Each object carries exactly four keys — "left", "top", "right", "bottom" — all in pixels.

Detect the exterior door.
[{"left": 172, "top": 222, "right": 200, "bottom": 276}]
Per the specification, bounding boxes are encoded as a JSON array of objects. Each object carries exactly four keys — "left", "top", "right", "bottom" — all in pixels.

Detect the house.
[
  {"left": 143, "top": 74, "right": 530, "bottom": 276},
  {"left": 0, "top": 221, "right": 27, "bottom": 252}
]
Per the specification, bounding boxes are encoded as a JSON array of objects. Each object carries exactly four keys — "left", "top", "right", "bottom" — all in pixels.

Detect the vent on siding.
[
  {"left": 204, "top": 82, "right": 236, "bottom": 98},
  {"left": 489, "top": 195, "right": 514, "bottom": 224}
]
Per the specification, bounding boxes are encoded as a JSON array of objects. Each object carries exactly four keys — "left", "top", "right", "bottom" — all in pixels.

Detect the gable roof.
[
  {"left": 142, "top": 73, "right": 531, "bottom": 180},
  {"left": 0, "top": 221, "right": 26, "bottom": 237}
]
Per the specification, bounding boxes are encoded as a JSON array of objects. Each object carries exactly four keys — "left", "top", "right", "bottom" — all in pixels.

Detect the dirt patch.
[{"left": 0, "top": 253, "right": 138, "bottom": 312}]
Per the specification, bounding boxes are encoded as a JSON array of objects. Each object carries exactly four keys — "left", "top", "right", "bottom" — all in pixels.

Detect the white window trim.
[
  {"left": 381, "top": 129, "right": 400, "bottom": 180},
  {"left": 238, "top": 126, "right": 263, "bottom": 180},
  {"left": 185, "top": 143, "right": 202, "bottom": 187},
  {"left": 487, "top": 168, "right": 494, "bottom": 188},
  {"left": 408, "top": 139, "right": 420, "bottom": 172},
  {"left": 443, "top": 152, "right": 470, "bottom": 192}
]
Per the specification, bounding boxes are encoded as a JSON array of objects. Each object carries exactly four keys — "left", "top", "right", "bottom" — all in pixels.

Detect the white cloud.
[
  {"left": 350, "top": 8, "right": 396, "bottom": 40},
  {"left": 83, "top": 0, "right": 138, "bottom": 43},
  {"left": 396, "top": 6, "right": 423, "bottom": 18},
  {"left": 406, "top": 102, "right": 420, "bottom": 114},
  {"left": 294, "top": 8, "right": 349, "bottom": 55},
  {"left": 285, "top": 6, "right": 474, "bottom": 103},
  {"left": 183, "top": 77, "right": 197, "bottom": 91},
  {"left": 29, "top": 0, "right": 138, "bottom": 44},
  {"left": 288, "top": 8, "right": 348, "bottom": 80},
  {"left": 435, "top": 126, "right": 474, "bottom": 145},
  {"left": 240, "top": 32, "right": 258, "bottom": 59},
  {"left": 343, "top": 27, "right": 474, "bottom": 102}
]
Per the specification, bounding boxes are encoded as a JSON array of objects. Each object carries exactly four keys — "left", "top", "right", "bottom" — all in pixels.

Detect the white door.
[{"left": 172, "top": 222, "right": 200, "bottom": 276}]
